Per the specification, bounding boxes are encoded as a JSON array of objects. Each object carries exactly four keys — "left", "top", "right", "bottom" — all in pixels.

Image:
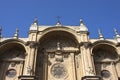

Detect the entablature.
[{"left": 46, "top": 47, "right": 79, "bottom": 53}]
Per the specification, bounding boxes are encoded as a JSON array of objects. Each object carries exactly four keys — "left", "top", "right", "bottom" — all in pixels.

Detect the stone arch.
[
  {"left": 92, "top": 40, "right": 117, "bottom": 47},
  {"left": 0, "top": 39, "right": 26, "bottom": 80},
  {"left": 38, "top": 27, "right": 79, "bottom": 43},
  {"left": 0, "top": 39, "right": 26, "bottom": 48},
  {"left": 92, "top": 44, "right": 118, "bottom": 61},
  {"left": 92, "top": 42, "right": 119, "bottom": 80},
  {"left": 36, "top": 27, "right": 79, "bottom": 80}
]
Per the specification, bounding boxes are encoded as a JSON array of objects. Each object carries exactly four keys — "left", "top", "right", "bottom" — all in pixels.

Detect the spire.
[
  {"left": 13, "top": 28, "right": 19, "bottom": 39},
  {"left": 0, "top": 26, "right": 2, "bottom": 39},
  {"left": 98, "top": 29, "right": 104, "bottom": 40},
  {"left": 56, "top": 16, "right": 62, "bottom": 27},
  {"left": 114, "top": 28, "right": 120, "bottom": 38},
  {"left": 79, "top": 19, "right": 88, "bottom": 31}
]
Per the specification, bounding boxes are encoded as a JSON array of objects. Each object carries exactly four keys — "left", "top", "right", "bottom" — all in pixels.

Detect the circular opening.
[
  {"left": 6, "top": 69, "right": 16, "bottom": 78},
  {"left": 101, "top": 70, "right": 110, "bottom": 78}
]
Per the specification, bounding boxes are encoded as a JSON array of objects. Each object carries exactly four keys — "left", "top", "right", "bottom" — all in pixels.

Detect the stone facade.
[{"left": 0, "top": 19, "right": 120, "bottom": 80}]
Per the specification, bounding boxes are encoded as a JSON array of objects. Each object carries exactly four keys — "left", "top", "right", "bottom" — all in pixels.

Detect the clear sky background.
[{"left": 0, "top": 0, "right": 120, "bottom": 38}]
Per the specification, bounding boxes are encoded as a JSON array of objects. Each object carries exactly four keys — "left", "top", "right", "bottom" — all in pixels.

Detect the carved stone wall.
[
  {"left": 0, "top": 43, "right": 26, "bottom": 80},
  {"left": 35, "top": 31, "right": 80, "bottom": 80},
  {"left": 0, "top": 25, "right": 120, "bottom": 80},
  {"left": 93, "top": 44, "right": 119, "bottom": 80}
]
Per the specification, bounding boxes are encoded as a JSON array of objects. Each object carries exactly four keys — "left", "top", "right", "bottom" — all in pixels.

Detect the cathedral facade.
[{"left": 0, "top": 19, "right": 120, "bottom": 80}]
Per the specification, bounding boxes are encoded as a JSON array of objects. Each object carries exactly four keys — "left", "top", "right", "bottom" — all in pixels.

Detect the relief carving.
[
  {"left": 49, "top": 53, "right": 55, "bottom": 58},
  {"left": 27, "top": 66, "right": 32, "bottom": 75},
  {"left": 94, "top": 50, "right": 118, "bottom": 62},
  {"left": 87, "top": 67, "right": 95, "bottom": 75},
  {"left": 29, "top": 41, "right": 37, "bottom": 48},
  {"left": 0, "top": 49, "right": 25, "bottom": 60},
  {"left": 11, "top": 62, "right": 16, "bottom": 67},
  {"left": 51, "top": 63, "right": 67, "bottom": 79}
]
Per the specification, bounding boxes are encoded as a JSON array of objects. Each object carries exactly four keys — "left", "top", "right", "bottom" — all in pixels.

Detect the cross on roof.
[{"left": 56, "top": 16, "right": 61, "bottom": 22}]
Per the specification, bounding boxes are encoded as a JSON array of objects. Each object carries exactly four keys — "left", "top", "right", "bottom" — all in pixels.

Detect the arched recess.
[
  {"left": 92, "top": 42, "right": 119, "bottom": 80},
  {"left": 36, "top": 29, "right": 80, "bottom": 80},
  {"left": 0, "top": 40, "right": 26, "bottom": 80}
]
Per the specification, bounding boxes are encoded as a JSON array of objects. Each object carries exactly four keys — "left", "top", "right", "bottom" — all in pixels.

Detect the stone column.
[
  {"left": 28, "top": 42, "right": 37, "bottom": 75},
  {"left": 86, "top": 48, "right": 95, "bottom": 76},
  {"left": 111, "top": 62, "right": 118, "bottom": 80},
  {"left": 23, "top": 52, "right": 29, "bottom": 75},
  {"left": 76, "top": 54, "right": 82, "bottom": 80},
  {"left": 80, "top": 46, "right": 89, "bottom": 76},
  {"left": 19, "top": 43, "right": 36, "bottom": 80},
  {"left": 0, "top": 62, "right": 5, "bottom": 79},
  {"left": 81, "top": 43, "right": 100, "bottom": 80},
  {"left": 33, "top": 46, "right": 38, "bottom": 74},
  {"left": 70, "top": 53, "right": 77, "bottom": 80},
  {"left": 81, "top": 42, "right": 96, "bottom": 76},
  {"left": 43, "top": 52, "right": 48, "bottom": 80},
  {"left": 18, "top": 61, "right": 24, "bottom": 76}
]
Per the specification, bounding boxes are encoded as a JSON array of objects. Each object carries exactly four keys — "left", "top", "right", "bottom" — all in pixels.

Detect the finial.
[
  {"left": 114, "top": 28, "right": 120, "bottom": 37},
  {"left": 29, "top": 18, "right": 38, "bottom": 31},
  {"left": 79, "top": 18, "right": 88, "bottom": 32},
  {"left": 13, "top": 28, "right": 19, "bottom": 39},
  {"left": 33, "top": 17, "right": 38, "bottom": 25},
  {"left": 114, "top": 28, "right": 120, "bottom": 42},
  {"left": 34, "top": 17, "right": 38, "bottom": 23},
  {"left": 80, "top": 19, "right": 83, "bottom": 23},
  {"left": 0, "top": 26, "right": 2, "bottom": 38},
  {"left": 80, "top": 18, "right": 84, "bottom": 25},
  {"left": 98, "top": 29, "right": 104, "bottom": 40},
  {"left": 56, "top": 16, "right": 62, "bottom": 27},
  {"left": 114, "top": 28, "right": 120, "bottom": 41}
]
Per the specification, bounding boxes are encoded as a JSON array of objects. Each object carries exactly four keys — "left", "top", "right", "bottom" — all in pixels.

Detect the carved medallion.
[{"left": 51, "top": 63, "right": 67, "bottom": 78}]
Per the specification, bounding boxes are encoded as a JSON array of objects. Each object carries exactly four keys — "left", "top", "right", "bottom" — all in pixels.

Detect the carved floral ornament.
[{"left": 0, "top": 50, "right": 25, "bottom": 60}]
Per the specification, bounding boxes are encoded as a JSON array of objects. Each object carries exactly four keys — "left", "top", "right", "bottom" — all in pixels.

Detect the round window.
[
  {"left": 101, "top": 70, "right": 110, "bottom": 78},
  {"left": 6, "top": 69, "right": 16, "bottom": 78},
  {"left": 51, "top": 63, "right": 67, "bottom": 78}
]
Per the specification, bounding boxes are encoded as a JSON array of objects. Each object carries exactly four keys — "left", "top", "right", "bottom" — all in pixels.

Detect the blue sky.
[{"left": 0, "top": 0, "right": 120, "bottom": 38}]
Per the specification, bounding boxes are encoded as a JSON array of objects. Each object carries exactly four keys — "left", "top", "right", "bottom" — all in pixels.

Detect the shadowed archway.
[{"left": 35, "top": 30, "right": 79, "bottom": 80}]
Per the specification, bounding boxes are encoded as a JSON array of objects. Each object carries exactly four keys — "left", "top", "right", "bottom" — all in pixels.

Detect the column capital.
[
  {"left": 26, "top": 41, "right": 38, "bottom": 48},
  {"left": 79, "top": 42, "right": 92, "bottom": 48}
]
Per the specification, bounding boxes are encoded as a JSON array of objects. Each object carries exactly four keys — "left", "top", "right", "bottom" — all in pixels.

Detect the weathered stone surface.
[{"left": 0, "top": 21, "right": 120, "bottom": 80}]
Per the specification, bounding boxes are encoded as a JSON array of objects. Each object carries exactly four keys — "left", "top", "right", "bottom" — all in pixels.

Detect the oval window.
[
  {"left": 101, "top": 70, "right": 110, "bottom": 78},
  {"left": 6, "top": 69, "right": 16, "bottom": 78}
]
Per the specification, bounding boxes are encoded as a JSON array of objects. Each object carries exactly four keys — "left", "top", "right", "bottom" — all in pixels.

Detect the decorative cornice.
[
  {"left": 18, "top": 75, "right": 36, "bottom": 80},
  {"left": 46, "top": 48, "right": 79, "bottom": 53}
]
